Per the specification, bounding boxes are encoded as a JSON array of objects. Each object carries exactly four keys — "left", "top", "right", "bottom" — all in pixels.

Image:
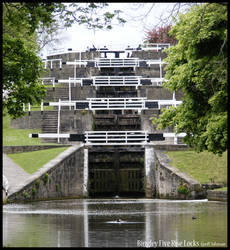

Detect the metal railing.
[
  {"left": 85, "top": 131, "right": 148, "bottom": 145},
  {"left": 87, "top": 98, "right": 146, "bottom": 110},
  {"left": 29, "top": 131, "right": 186, "bottom": 145},
  {"left": 92, "top": 76, "right": 141, "bottom": 86},
  {"left": 43, "top": 58, "right": 62, "bottom": 69},
  {"left": 94, "top": 58, "right": 140, "bottom": 68},
  {"left": 44, "top": 98, "right": 181, "bottom": 110},
  {"left": 40, "top": 77, "right": 56, "bottom": 88},
  {"left": 46, "top": 43, "right": 171, "bottom": 55},
  {"left": 57, "top": 76, "right": 165, "bottom": 87},
  {"left": 141, "top": 43, "right": 170, "bottom": 51}
]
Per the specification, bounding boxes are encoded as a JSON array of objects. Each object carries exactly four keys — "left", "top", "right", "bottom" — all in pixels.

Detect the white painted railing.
[
  {"left": 158, "top": 100, "right": 182, "bottom": 108},
  {"left": 46, "top": 43, "right": 171, "bottom": 55},
  {"left": 92, "top": 76, "right": 141, "bottom": 86},
  {"left": 57, "top": 76, "right": 165, "bottom": 87},
  {"left": 29, "top": 131, "right": 186, "bottom": 145},
  {"left": 94, "top": 58, "right": 140, "bottom": 68},
  {"left": 40, "top": 77, "right": 56, "bottom": 88},
  {"left": 141, "top": 43, "right": 170, "bottom": 51},
  {"left": 43, "top": 58, "right": 62, "bottom": 69},
  {"left": 47, "top": 48, "right": 82, "bottom": 56},
  {"left": 87, "top": 98, "right": 146, "bottom": 110},
  {"left": 85, "top": 131, "right": 148, "bottom": 145},
  {"left": 23, "top": 98, "right": 181, "bottom": 114}
]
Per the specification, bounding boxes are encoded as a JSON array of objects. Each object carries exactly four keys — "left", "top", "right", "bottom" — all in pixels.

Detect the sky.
[{"left": 41, "top": 3, "right": 192, "bottom": 55}]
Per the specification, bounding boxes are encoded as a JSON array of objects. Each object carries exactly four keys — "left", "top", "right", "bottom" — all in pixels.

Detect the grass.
[
  {"left": 24, "top": 105, "right": 54, "bottom": 111},
  {"left": 166, "top": 150, "right": 227, "bottom": 185},
  {"left": 3, "top": 113, "right": 56, "bottom": 146},
  {"left": 213, "top": 187, "right": 227, "bottom": 191},
  {"left": 7, "top": 147, "right": 69, "bottom": 174}
]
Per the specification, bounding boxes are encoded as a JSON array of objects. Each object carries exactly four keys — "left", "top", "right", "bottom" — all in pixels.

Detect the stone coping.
[
  {"left": 207, "top": 190, "right": 227, "bottom": 202},
  {"left": 155, "top": 150, "right": 200, "bottom": 186},
  {"left": 3, "top": 145, "right": 71, "bottom": 154},
  {"left": 8, "top": 143, "right": 84, "bottom": 197}
]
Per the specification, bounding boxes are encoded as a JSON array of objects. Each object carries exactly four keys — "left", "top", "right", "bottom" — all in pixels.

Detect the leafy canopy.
[{"left": 152, "top": 3, "right": 227, "bottom": 155}]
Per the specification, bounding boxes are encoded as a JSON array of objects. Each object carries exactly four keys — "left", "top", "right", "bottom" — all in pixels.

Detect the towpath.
[{"left": 3, "top": 153, "right": 31, "bottom": 195}]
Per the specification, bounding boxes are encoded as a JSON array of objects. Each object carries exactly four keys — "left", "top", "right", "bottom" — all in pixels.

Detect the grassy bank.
[
  {"left": 167, "top": 150, "right": 227, "bottom": 185},
  {"left": 7, "top": 147, "right": 69, "bottom": 174},
  {"left": 3, "top": 113, "right": 56, "bottom": 146}
]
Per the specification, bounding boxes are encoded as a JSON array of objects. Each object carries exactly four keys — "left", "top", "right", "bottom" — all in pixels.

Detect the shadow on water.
[{"left": 3, "top": 198, "right": 227, "bottom": 247}]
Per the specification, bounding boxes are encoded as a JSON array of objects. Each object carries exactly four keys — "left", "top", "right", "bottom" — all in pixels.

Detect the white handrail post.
[
  {"left": 85, "top": 131, "right": 88, "bottom": 144},
  {"left": 174, "top": 134, "right": 178, "bottom": 145},
  {"left": 173, "top": 91, "right": 176, "bottom": 102},
  {"left": 28, "top": 103, "right": 31, "bottom": 116},
  {"left": 74, "top": 59, "right": 76, "bottom": 87},
  {"left": 41, "top": 100, "right": 43, "bottom": 113},
  {"left": 159, "top": 57, "right": 162, "bottom": 79},
  {"left": 69, "top": 77, "right": 71, "bottom": 110},
  {"left": 23, "top": 103, "right": 25, "bottom": 112},
  {"left": 57, "top": 98, "right": 61, "bottom": 143}
]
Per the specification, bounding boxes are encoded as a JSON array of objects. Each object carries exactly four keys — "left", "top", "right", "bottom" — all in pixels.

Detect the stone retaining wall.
[
  {"left": 154, "top": 150, "right": 205, "bottom": 199},
  {"left": 207, "top": 190, "right": 227, "bottom": 202},
  {"left": 11, "top": 111, "right": 42, "bottom": 129},
  {"left": 7, "top": 144, "right": 85, "bottom": 202},
  {"left": 3, "top": 145, "right": 70, "bottom": 154}
]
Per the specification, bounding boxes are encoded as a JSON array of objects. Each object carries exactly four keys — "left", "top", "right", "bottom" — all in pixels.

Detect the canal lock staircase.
[{"left": 37, "top": 44, "right": 180, "bottom": 197}]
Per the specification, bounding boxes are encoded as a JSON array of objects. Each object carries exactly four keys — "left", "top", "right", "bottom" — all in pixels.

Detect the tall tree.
[
  {"left": 3, "top": 2, "right": 126, "bottom": 119},
  {"left": 152, "top": 3, "right": 227, "bottom": 155},
  {"left": 144, "top": 25, "right": 177, "bottom": 45}
]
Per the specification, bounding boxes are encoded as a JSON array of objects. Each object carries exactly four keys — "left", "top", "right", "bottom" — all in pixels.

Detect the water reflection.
[{"left": 3, "top": 199, "right": 227, "bottom": 247}]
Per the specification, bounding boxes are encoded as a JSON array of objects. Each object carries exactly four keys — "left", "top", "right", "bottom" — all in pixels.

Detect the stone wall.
[
  {"left": 207, "top": 190, "right": 227, "bottom": 202},
  {"left": 3, "top": 145, "right": 70, "bottom": 154},
  {"left": 11, "top": 111, "right": 42, "bottom": 129},
  {"left": 60, "top": 110, "right": 93, "bottom": 133},
  {"left": 154, "top": 150, "right": 205, "bottom": 199},
  {"left": 7, "top": 144, "right": 86, "bottom": 202},
  {"left": 144, "top": 147, "right": 205, "bottom": 199}
]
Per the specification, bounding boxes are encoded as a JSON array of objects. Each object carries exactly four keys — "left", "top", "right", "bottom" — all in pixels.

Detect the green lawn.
[
  {"left": 7, "top": 147, "right": 69, "bottom": 174},
  {"left": 167, "top": 150, "right": 227, "bottom": 185},
  {"left": 3, "top": 113, "right": 56, "bottom": 146}
]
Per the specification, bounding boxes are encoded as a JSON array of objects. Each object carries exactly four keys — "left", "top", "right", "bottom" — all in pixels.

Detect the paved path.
[{"left": 3, "top": 153, "right": 31, "bottom": 195}]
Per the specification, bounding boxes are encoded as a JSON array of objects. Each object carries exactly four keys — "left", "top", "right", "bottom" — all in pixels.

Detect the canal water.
[{"left": 3, "top": 199, "right": 227, "bottom": 247}]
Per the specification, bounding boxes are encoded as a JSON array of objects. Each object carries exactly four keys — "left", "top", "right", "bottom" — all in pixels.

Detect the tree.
[
  {"left": 152, "top": 3, "right": 227, "bottom": 155},
  {"left": 3, "top": 2, "right": 126, "bottom": 119},
  {"left": 144, "top": 25, "right": 177, "bottom": 45}
]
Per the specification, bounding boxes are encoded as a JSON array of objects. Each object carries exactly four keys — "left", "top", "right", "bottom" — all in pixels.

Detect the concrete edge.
[
  {"left": 207, "top": 190, "right": 227, "bottom": 202},
  {"left": 3, "top": 145, "right": 72, "bottom": 154},
  {"left": 155, "top": 150, "right": 200, "bottom": 186},
  {"left": 8, "top": 143, "right": 84, "bottom": 197}
]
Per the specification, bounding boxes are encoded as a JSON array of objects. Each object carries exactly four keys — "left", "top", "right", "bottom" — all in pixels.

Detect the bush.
[{"left": 177, "top": 183, "right": 190, "bottom": 195}]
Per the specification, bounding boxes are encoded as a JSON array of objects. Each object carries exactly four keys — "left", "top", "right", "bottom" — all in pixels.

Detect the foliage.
[
  {"left": 144, "top": 25, "right": 177, "bottom": 45},
  {"left": 32, "top": 187, "right": 37, "bottom": 196},
  {"left": 22, "top": 190, "right": 30, "bottom": 199},
  {"left": 3, "top": 3, "right": 126, "bottom": 119},
  {"left": 177, "top": 183, "right": 190, "bottom": 195},
  {"left": 43, "top": 173, "right": 49, "bottom": 185},
  {"left": 152, "top": 3, "right": 227, "bottom": 155}
]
